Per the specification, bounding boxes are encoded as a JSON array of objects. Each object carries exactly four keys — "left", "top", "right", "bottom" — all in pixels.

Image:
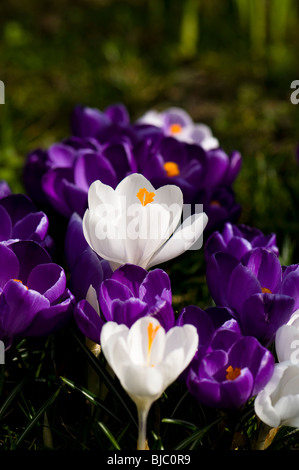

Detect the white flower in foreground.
[
  {"left": 254, "top": 361, "right": 299, "bottom": 428},
  {"left": 100, "top": 316, "right": 198, "bottom": 449},
  {"left": 275, "top": 309, "right": 299, "bottom": 364},
  {"left": 83, "top": 173, "right": 208, "bottom": 270}
]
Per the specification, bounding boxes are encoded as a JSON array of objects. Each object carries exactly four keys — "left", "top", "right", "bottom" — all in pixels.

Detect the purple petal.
[
  {"left": 139, "top": 268, "right": 172, "bottom": 304},
  {"left": 64, "top": 212, "right": 89, "bottom": 270},
  {"left": 241, "top": 293, "right": 294, "bottom": 345},
  {"left": 23, "top": 290, "right": 74, "bottom": 337},
  {"left": 227, "top": 263, "right": 261, "bottom": 315},
  {"left": 13, "top": 211, "right": 49, "bottom": 242},
  {"left": 74, "top": 299, "right": 104, "bottom": 344},
  {"left": 110, "top": 264, "right": 148, "bottom": 298},
  {"left": 206, "top": 252, "right": 239, "bottom": 306},
  {"left": 42, "top": 167, "right": 75, "bottom": 217},
  {"left": 0, "top": 244, "right": 19, "bottom": 288},
  {"left": 220, "top": 369, "right": 253, "bottom": 408},
  {"left": 1, "top": 280, "right": 50, "bottom": 337},
  {"left": 9, "top": 241, "right": 51, "bottom": 284},
  {"left": 47, "top": 143, "right": 77, "bottom": 168},
  {"left": 27, "top": 263, "right": 66, "bottom": 303},
  {"left": 0, "top": 205, "right": 12, "bottom": 241},
  {"left": 69, "top": 248, "right": 111, "bottom": 301},
  {"left": 71, "top": 105, "right": 110, "bottom": 138},
  {"left": 242, "top": 248, "right": 282, "bottom": 293},
  {"left": 104, "top": 104, "right": 130, "bottom": 125},
  {"left": 100, "top": 279, "right": 134, "bottom": 320},
  {"left": 74, "top": 152, "right": 117, "bottom": 191}
]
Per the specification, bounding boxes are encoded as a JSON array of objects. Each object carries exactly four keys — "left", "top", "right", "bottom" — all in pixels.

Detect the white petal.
[
  {"left": 86, "top": 285, "right": 100, "bottom": 316},
  {"left": 147, "top": 212, "right": 208, "bottom": 268},
  {"left": 137, "top": 110, "right": 163, "bottom": 127},
  {"left": 275, "top": 324, "right": 299, "bottom": 363},
  {"left": 254, "top": 390, "right": 281, "bottom": 428}
]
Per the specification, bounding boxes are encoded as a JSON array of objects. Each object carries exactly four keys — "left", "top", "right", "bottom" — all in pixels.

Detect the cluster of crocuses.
[
  {"left": 3, "top": 103, "right": 299, "bottom": 449},
  {"left": 0, "top": 181, "right": 74, "bottom": 350},
  {"left": 23, "top": 104, "right": 241, "bottom": 232}
]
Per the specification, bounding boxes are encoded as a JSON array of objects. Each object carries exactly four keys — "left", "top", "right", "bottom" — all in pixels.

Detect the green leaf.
[
  {"left": 97, "top": 421, "right": 121, "bottom": 450},
  {"left": 174, "top": 417, "right": 222, "bottom": 450},
  {"left": 60, "top": 375, "right": 121, "bottom": 423},
  {"left": 0, "top": 378, "right": 28, "bottom": 421},
  {"left": 73, "top": 331, "right": 137, "bottom": 427},
  {"left": 12, "top": 386, "right": 61, "bottom": 449},
  {"left": 162, "top": 418, "right": 198, "bottom": 432}
]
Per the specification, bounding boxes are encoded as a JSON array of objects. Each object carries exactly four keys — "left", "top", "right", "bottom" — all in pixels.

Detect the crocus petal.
[
  {"left": 27, "top": 263, "right": 66, "bottom": 303},
  {"left": 74, "top": 299, "right": 105, "bottom": 344},
  {"left": 0, "top": 205, "right": 12, "bottom": 241},
  {"left": 1, "top": 280, "right": 50, "bottom": 337},
  {"left": 275, "top": 324, "right": 299, "bottom": 363},
  {"left": 147, "top": 212, "right": 208, "bottom": 268},
  {"left": 0, "top": 244, "right": 20, "bottom": 288}
]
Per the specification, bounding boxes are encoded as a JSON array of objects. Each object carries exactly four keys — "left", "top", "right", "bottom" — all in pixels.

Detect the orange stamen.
[
  {"left": 169, "top": 123, "right": 182, "bottom": 134},
  {"left": 210, "top": 200, "right": 221, "bottom": 207},
  {"left": 226, "top": 365, "right": 241, "bottom": 381},
  {"left": 164, "top": 161, "right": 180, "bottom": 177},
  {"left": 261, "top": 287, "right": 272, "bottom": 294},
  {"left": 136, "top": 188, "right": 155, "bottom": 206}
]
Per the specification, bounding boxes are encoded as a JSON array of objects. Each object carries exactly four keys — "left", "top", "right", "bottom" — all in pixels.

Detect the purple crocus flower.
[
  {"left": 206, "top": 247, "right": 299, "bottom": 345},
  {"left": 177, "top": 305, "right": 274, "bottom": 409},
  {"left": 201, "top": 186, "right": 242, "bottom": 233},
  {"left": 205, "top": 222, "right": 279, "bottom": 261},
  {"left": 136, "top": 107, "right": 219, "bottom": 150},
  {"left": 135, "top": 135, "right": 241, "bottom": 205},
  {"left": 24, "top": 134, "right": 138, "bottom": 218},
  {"left": 0, "top": 192, "right": 53, "bottom": 252},
  {"left": 70, "top": 103, "right": 133, "bottom": 142},
  {"left": 74, "top": 263, "right": 175, "bottom": 345},
  {"left": 0, "top": 240, "right": 74, "bottom": 349}
]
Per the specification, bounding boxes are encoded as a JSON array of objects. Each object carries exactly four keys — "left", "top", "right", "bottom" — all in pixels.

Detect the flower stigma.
[
  {"left": 136, "top": 188, "right": 155, "bottom": 206},
  {"left": 226, "top": 365, "right": 241, "bottom": 381},
  {"left": 164, "top": 161, "right": 180, "bottom": 177},
  {"left": 147, "top": 322, "right": 161, "bottom": 367}
]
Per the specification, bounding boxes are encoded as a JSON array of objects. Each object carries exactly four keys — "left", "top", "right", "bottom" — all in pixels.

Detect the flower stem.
[{"left": 137, "top": 405, "right": 150, "bottom": 450}]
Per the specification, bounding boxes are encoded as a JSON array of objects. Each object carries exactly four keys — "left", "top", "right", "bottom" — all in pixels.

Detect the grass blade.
[
  {"left": 12, "top": 386, "right": 61, "bottom": 449},
  {"left": 97, "top": 421, "right": 121, "bottom": 450},
  {"left": 60, "top": 375, "right": 121, "bottom": 423}
]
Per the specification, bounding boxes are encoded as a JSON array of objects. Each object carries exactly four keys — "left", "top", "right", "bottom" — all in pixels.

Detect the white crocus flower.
[
  {"left": 254, "top": 361, "right": 299, "bottom": 429},
  {"left": 275, "top": 309, "right": 299, "bottom": 364},
  {"left": 83, "top": 173, "right": 208, "bottom": 270},
  {"left": 100, "top": 316, "right": 198, "bottom": 450}
]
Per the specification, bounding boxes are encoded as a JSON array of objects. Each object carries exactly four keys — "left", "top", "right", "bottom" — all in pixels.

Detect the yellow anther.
[
  {"left": 169, "top": 123, "right": 182, "bottom": 134},
  {"left": 136, "top": 188, "right": 155, "bottom": 206},
  {"left": 261, "top": 287, "right": 272, "bottom": 294},
  {"left": 164, "top": 161, "right": 180, "bottom": 177},
  {"left": 226, "top": 365, "right": 241, "bottom": 381}
]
